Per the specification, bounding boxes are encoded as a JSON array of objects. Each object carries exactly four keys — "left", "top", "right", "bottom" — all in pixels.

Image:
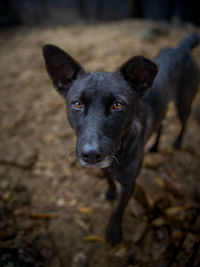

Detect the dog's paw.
[
  {"left": 105, "top": 189, "right": 117, "bottom": 201},
  {"left": 106, "top": 226, "right": 122, "bottom": 245}
]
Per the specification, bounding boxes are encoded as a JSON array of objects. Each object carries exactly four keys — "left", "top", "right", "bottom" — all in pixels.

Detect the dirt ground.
[{"left": 0, "top": 19, "right": 200, "bottom": 267}]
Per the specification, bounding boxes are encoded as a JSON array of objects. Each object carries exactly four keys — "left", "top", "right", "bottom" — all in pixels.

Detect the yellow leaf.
[
  {"left": 151, "top": 217, "right": 166, "bottom": 227},
  {"left": 145, "top": 192, "right": 155, "bottom": 207},
  {"left": 78, "top": 207, "right": 93, "bottom": 214},
  {"left": 83, "top": 235, "right": 106, "bottom": 243},
  {"left": 143, "top": 153, "right": 166, "bottom": 169},
  {"left": 3, "top": 190, "right": 12, "bottom": 201},
  {"left": 164, "top": 206, "right": 184, "bottom": 215},
  {"left": 154, "top": 176, "right": 165, "bottom": 188}
]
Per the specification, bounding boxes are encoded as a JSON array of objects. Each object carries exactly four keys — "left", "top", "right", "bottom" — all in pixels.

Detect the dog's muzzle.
[{"left": 77, "top": 143, "right": 112, "bottom": 168}]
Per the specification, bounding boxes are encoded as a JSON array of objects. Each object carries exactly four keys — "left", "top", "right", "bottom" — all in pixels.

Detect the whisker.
[
  {"left": 112, "top": 155, "right": 119, "bottom": 165},
  {"left": 67, "top": 150, "right": 76, "bottom": 165}
]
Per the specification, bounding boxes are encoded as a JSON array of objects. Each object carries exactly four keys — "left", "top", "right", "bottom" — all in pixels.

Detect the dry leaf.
[
  {"left": 30, "top": 212, "right": 57, "bottom": 220},
  {"left": 143, "top": 153, "right": 166, "bottom": 169},
  {"left": 154, "top": 176, "right": 165, "bottom": 188},
  {"left": 164, "top": 206, "right": 184, "bottom": 216},
  {"left": 183, "top": 233, "right": 198, "bottom": 252},
  {"left": 145, "top": 192, "right": 155, "bottom": 207},
  {"left": 132, "top": 221, "right": 147, "bottom": 243},
  {"left": 41, "top": 134, "right": 55, "bottom": 143},
  {"left": 171, "top": 230, "right": 183, "bottom": 246},
  {"left": 13, "top": 206, "right": 30, "bottom": 216},
  {"left": 110, "top": 245, "right": 127, "bottom": 258},
  {"left": 78, "top": 207, "right": 93, "bottom": 214},
  {"left": 2, "top": 190, "right": 12, "bottom": 201},
  {"left": 75, "top": 218, "right": 89, "bottom": 232},
  {"left": 83, "top": 235, "right": 106, "bottom": 243},
  {"left": 164, "top": 165, "right": 178, "bottom": 179},
  {"left": 151, "top": 217, "right": 167, "bottom": 227}
]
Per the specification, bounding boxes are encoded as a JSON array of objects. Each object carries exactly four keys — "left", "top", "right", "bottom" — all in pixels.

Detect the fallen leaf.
[
  {"left": 151, "top": 217, "right": 167, "bottom": 227},
  {"left": 56, "top": 198, "right": 65, "bottom": 207},
  {"left": 78, "top": 207, "right": 93, "bottom": 214},
  {"left": 72, "top": 251, "right": 86, "bottom": 265},
  {"left": 165, "top": 146, "right": 174, "bottom": 154},
  {"left": 143, "top": 153, "right": 166, "bottom": 169},
  {"left": 94, "top": 179, "right": 107, "bottom": 192},
  {"left": 132, "top": 221, "right": 147, "bottom": 243},
  {"left": 2, "top": 190, "right": 12, "bottom": 201},
  {"left": 83, "top": 235, "right": 106, "bottom": 243},
  {"left": 41, "top": 134, "right": 55, "bottom": 143},
  {"left": 164, "top": 206, "right": 185, "bottom": 216},
  {"left": 154, "top": 176, "right": 165, "bottom": 188},
  {"left": 145, "top": 192, "right": 155, "bottom": 208},
  {"left": 164, "top": 164, "right": 178, "bottom": 179},
  {"left": 30, "top": 212, "right": 57, "bottom": 220},
  {"left": 110, "top": 244, "right": 127, "bottom": 258},
  {"left": 75, "top": 218, "right": 89, "bottom": 232},
  {"left": 171, "top": 230, "right": 183, "bottom": 246},
  {"left": 13, "top": 206, "right": 30, "bottom": 216},
  {"left": 69, "top": 198, "right": 77, "bottom": 206},
  {"left": 129, "top": 197, "right": 145, "bottom": 216},
  {"left": 183, "top": 233, "right": 198, "bottom": 252}
]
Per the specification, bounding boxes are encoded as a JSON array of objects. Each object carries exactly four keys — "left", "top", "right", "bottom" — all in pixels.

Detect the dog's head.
[{"left": 43, "top": 45, "right": 158, "bottom": 168}]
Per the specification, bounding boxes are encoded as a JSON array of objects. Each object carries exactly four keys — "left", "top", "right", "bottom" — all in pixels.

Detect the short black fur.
[{"left": 43, "top": 34, "right": 199, "bottom": 244}]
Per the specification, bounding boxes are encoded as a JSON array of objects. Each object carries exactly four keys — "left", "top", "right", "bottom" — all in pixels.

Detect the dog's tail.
[{"left": 178, "top": 34, "right": 199, "bottom": 51}]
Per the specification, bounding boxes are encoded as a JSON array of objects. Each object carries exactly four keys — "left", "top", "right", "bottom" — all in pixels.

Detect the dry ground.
[{"left": 0, "top": 20, "right": 200, "bottom": 267}]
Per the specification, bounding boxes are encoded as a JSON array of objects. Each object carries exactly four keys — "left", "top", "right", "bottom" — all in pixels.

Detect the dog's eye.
[
  {"left": 72, "top": 100, "right": 83, "bottom": 110},
  {"left": 112, "top": 101, "right": 124, "bottom": 111}
]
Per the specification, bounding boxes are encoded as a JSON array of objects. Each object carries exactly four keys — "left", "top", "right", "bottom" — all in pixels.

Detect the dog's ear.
[
  {"left": 42, "top": 44, "right": 85, "bottom": 97},
  {"left": 119, "top": 56, "right": 159, "bottom": 96}
]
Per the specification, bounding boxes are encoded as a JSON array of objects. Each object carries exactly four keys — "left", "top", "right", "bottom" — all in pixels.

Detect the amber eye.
[
  {"left": 112, "top": 101, "right": 124, "bottom": 111},
  {"left": 72, "top": 100, "right": 83, "bottom": 110}
]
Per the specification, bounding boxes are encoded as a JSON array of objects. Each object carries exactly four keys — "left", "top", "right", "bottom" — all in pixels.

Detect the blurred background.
[
  {"left": 0, "top": 0, "right": 200, "bottom": 26},
  {"left": 0, "top": 1, "right": 200, "bottom": 267}
]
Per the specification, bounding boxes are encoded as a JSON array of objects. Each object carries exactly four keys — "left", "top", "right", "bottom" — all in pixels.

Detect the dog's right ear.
[{"left": 42, "top": 44, "right": 85, "bottom": 97}]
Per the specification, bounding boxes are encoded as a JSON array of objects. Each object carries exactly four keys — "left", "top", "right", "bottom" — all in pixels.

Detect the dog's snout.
[{"left": 81, "top": 144, "right": 104, "bottom": 164}]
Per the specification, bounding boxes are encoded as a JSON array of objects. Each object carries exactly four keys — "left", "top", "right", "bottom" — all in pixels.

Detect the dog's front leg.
[
  {"left": 106, "top": 179, "right": 134, "bottom": 245},
  {"left": 105, "top": 172, "right": 117, "bottom": 200},
  {"left": 106, "top": 152, "right": 143, "bottom": 245}
]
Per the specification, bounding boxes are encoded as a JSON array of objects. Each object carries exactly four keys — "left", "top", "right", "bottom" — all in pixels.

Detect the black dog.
[{"left": 43, "top": 34, "right": 199, "bottom": 244}]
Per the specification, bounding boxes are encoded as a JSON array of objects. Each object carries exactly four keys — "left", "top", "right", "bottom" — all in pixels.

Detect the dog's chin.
[{"left": 77, "top": 157, "right": 112, "bottom": 169}]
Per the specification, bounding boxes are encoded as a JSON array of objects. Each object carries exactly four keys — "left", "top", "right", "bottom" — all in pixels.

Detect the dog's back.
[{"left": 142, "top": 34, "right": 199, "bottom": 142}]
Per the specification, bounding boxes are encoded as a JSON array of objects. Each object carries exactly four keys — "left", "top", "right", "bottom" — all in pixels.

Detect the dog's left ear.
[
  {"left": 43, "top": 44, "right": 85, "bottom": 97},
  {"left": 119, "top": 56, "right": 159, "bottom": 96}
]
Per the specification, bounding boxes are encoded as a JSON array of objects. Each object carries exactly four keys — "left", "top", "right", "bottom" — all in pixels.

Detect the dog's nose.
[{"left": 81, "top": 144, "right": 104, "bottom": 164}]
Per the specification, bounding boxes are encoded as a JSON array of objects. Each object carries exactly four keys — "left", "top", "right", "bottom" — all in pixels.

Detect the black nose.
[{"left": 81, "top": 144, "right": 104, "bottom": 164}]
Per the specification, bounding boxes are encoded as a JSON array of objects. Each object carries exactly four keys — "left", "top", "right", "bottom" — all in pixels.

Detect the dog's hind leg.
[
  {"left": 174, "top": 80, "right": 198, "bottom": 149},
  {"left": 173, "top": 121, "right": 186, "bottom": 149},
  {"left": 149, "top": 124, "right": 163, "bottom": 152}
]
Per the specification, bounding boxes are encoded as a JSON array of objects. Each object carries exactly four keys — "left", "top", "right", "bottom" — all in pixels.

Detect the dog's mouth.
[
  {"left": 76, "top": 138, "right": 119, "bottom": 168},
  {"left": 77, "top": 155, "right": 114, "bottom": 168}
]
